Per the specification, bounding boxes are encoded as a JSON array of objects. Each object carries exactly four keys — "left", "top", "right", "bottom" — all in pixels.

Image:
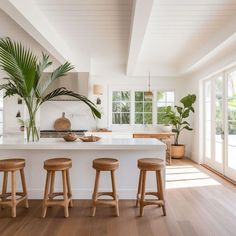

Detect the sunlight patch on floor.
[{"left": 166, "top": 164, "right": 221, "bottom": 189}]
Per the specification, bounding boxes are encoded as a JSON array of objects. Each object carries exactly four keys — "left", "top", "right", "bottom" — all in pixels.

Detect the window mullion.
[{"left": 130, "top": 89, "right": 135, "bottom": 125}]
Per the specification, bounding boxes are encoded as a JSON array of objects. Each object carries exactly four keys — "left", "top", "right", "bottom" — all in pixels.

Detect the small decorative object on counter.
[
  {"left": 63, "top": 132, "right": 77, "bottom": 142},
  {"left": 93, "top": 128, "right": 112, "bottom": 132},
  {"left": 79, "top": 135, "right": 101, "bottom": 142},
  {"left": 54, "top": 112, "right": 71, "bottom": 131}
]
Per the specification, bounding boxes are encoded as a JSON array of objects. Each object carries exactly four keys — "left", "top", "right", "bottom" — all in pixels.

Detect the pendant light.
[{"left": 144, "top": 72, "right": 153, "bottom": 99}]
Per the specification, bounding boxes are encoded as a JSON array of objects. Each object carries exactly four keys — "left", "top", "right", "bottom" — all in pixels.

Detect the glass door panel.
[
  {"left": 227, "top": 71, "right": 236, "bottom": 173},
  {"left": 203, "top": 76, "right": 224, "bottom": 174},
  {"left": 204, "top": 71, "right": 236, "bottom": 181},
  {"left": 215, "top": 76, "right": 223, "bottom": 164},
  {"left": 204, "top": 80, "right": 212, "bottom": 160}
]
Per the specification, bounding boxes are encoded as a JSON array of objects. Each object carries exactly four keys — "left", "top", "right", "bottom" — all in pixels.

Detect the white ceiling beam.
[
  {"left": 0, "top": 0, "right": 79, "bottom": 70},
  {"left": 180, "top": 16, "right": 236, "bottom": 74},
  {"left": 126, "top": 0, "right": 154, "bottom": 76}
]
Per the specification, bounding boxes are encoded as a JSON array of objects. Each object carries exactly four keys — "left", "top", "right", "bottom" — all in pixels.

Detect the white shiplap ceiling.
[
  {"left": 33, "top": 0, "right": 132, "bottom": 65},
  {"left": 137, "top": 0, "right": 236, "bottom": 75},
  {"left": 1, "top": 0, "right": 236, "bottom": 76}
]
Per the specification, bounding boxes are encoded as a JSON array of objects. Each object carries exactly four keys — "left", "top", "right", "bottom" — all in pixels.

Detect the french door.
[{"left": 203, "top": 70, "right": 236, "bottom": 181}]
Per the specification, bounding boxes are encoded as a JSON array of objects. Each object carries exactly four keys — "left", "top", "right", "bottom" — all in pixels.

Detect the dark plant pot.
[{"left": 171, "top": 144, "right": 185, "bottom": 159}]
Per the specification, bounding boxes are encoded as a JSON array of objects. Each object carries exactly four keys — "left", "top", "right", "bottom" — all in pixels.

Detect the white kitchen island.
[{"left": 0, "top": 137, "right": 166, "bottom": 199}]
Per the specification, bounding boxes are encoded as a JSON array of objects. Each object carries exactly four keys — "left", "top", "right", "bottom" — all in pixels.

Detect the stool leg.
[
  {"left": 140, "top": 170, "right": 146, "bottom": 217},
  {"left": 156, "top": 170, "right": 166, "bottom": 216},
  {"left": 92, "top": 170, "right": 100, "bottom": 216},
  {"left": 11, "top": 171, "right": 16, "bottom": 218},
  {"left": 1, "top": 171, "right": 8, "bottom": 209},
  {"left": 42, "top": 171, "right": 52, "bottom": 218},
  {"left": 136, "top": 170, "right": 143, "bottom": 207},
  {"left": 20, "top": 169, "right": 29, "bottom": 208},
  {"left": 47, "top": 171, "right": 55, "bottom": 209},
  {"left": 62, "top": 170, "right": 69, "bottom": 218},
  {"left": 111, "top": 170, "right": 119, "bottom": 217},
  {"left": 49, "top": 171, "right": 55, "bottom": 198},
  {"left": 66, "top": 170, "right": 73, "bottom": 208}
]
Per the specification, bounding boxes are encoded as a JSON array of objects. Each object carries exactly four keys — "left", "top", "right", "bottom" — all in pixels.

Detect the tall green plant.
[
  {"left": 163, "top": 94, "right": 196, "bottom": 145},
  {"left": 0, "top": 37, "right": 101, "bottom": 141}
]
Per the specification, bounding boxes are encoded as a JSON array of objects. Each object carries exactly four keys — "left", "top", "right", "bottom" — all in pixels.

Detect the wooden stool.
[
  {"left": 136, "top": 158, "right": 166, "bottom": 217},
  {"left": 42, "top": 158, "right": 72, "bottom": 218},
  {"left": 92, "top": 158, "right": 119, "bottom": 217},
  {"left": 0, "top": 159, "right": 29, "bottom": 218}
]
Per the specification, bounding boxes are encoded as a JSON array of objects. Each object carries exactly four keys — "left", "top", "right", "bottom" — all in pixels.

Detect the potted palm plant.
[
  {"left": 0, "top": 37, "right": 101, "bottom": 142},
  {"left": 164, "top": 94, "right": 196, "bottom": 158}
]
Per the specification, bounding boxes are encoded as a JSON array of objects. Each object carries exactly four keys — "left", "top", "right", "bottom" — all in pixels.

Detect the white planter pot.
[{"left": 161, "top": 125, "right": 172, "bottom": 132}]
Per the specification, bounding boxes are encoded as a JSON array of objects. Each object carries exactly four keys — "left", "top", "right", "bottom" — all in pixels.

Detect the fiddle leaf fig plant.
[{"left": 164, "top": 94, "right": 196, "bottom": 145}]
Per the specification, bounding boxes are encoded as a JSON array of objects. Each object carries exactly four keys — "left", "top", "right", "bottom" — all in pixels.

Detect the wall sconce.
[{"left": 93, "top": 84, "right": 103, "bottom": 105}]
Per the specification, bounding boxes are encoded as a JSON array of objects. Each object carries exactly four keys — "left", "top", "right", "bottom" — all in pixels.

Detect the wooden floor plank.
[{"left": 0, "top": 159, "right": 235, "bottom": 236}]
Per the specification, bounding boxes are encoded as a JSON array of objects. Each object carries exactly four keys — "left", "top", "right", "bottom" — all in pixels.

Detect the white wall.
[{"left": 184, "top": 37, "right": 236, "bottom": 164}]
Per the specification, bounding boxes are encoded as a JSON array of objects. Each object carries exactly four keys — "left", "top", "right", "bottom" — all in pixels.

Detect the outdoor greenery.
[
  {"left": 134, "top": 91, "right": 152, "bottom": 125},
  {"left": 111, "top": 90, "right": 175, "bottom": 125},
  {"left": 0, "top": 37, "right": 101, "bottom": 141},
  {"left": 164, "top": 94, "right": 196, "bottom": 145},
  {"left": 112, "top": 91, "right": 130, "bottom": 124}
]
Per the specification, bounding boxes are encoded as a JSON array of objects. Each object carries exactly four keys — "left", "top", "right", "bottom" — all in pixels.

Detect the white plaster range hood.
[{"left": 42, "top": 72, "right": 89, "bottom": 100}]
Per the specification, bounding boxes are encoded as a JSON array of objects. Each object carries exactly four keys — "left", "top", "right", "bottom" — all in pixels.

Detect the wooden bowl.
[
  {"left": 63, "top": 133, "right": 77, "bottom": 142},
  {"left": 79, "top": 135, "right": 101, "bottom": 142}
]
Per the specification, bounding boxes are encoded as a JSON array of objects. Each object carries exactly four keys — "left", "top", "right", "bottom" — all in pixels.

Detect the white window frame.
[
  {"left": 156, "top": 90, "right": 175, "bottom": 124},
  {"left": 111, "top": 90, "right": 131, "bottom": 125},
  {"left": 134, "top": 91, "right": 153, "bottom": 125},
  {"left": 108, "top": 85, "right": 175, "bottom": 128}
]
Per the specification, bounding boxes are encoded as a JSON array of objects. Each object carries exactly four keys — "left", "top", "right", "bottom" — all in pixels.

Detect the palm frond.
[
  {"left": 42, "top": 87, "right": 101, "bottom": 118},
  {"left": 0, "top": 82, "right": 19, "bottom": 97},
  {"left": 37, "top": 61, "right": 74, "bottom": 95},
  {"left": 0, "top": 37, "right": 37, "bottom": 96},
  {"left": 35, "top": 53, "right": 52, "bottom": 89},
  {"left": 34, "top": 53, "right": 52, "bottom": 97}
]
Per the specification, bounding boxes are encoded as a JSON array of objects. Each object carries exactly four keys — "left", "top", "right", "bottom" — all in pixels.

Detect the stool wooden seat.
[
  {"left": 42, "top": 158, "right": 72, "bottom": 218},
  {"left": 136, "top": 158, "right": 166, "bottom": 217},
  {"left": 92, "top": 158, "right": 119, "bottom": 216},
  {"left": 0, "top": 158, "right": 28, "bottom": 218}
]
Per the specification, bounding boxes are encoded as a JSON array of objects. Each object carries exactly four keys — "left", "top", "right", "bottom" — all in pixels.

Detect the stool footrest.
[
  {"left": 145, "top": 192, "right": 160, "bottom": 197},
  {"left": 141, "top": 199, "right": 164, "bottom": 206},
  {"left": 94, "top": 199, "right": 118, "bottom": 206},
  {"left": 0, "top": 195, "right": 27, "bottom": 205},
  {"left": 0, "top": 192, "right": 26, "bottom": 199},
  {"left": 46, "top": 198, "right": 72, "bottom": 206},
  {"left": 48, "top": 192, "right": 72, "bottom": 199},
  {"left": 96, "top": 192, "right": 116, "bottom": 198}
]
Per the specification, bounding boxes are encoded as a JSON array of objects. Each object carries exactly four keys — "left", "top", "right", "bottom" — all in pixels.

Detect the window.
[
  {"left": 156, "top": 91, "right": 175, "bottom": 124},
  {"left": 0, "top": 90, "right": 3, "bottom": 136},
  {"left": 135, "top": 91, "right": 152, "bottom": 124},
  {"left": 112, "top": 91, "right": 131, "bottom": 124},
  {"left": 110, "top": 89, "right": 175, "bottom": 126}
]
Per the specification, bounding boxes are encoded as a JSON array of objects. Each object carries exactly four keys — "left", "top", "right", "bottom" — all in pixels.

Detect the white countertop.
[{"left": 0, "top": 137, "right": 166, "bottom": 150}]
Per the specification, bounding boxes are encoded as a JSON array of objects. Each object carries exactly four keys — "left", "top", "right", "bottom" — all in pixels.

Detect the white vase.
[{"left": 161, "top": 125, "right": 172, "bottom": 132}]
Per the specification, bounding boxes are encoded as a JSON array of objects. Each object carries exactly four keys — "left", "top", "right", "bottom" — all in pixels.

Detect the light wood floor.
[{"left": 0, "top": 159, "right": 236, "bottom": 236}]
